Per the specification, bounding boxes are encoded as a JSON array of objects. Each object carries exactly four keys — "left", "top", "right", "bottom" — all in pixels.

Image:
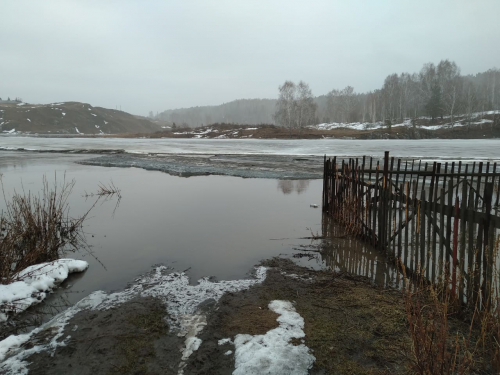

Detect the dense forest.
[{"left": 155, "top": 60, "right": 499, "bottom": 128}]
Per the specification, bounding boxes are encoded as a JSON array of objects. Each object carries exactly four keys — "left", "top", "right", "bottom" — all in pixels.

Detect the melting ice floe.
[
  {"left": 0, "top": 265, "right": 267, "bottom": 375},
  {"left": 0, "top": 259, "right": 89, "bottom": 322}
]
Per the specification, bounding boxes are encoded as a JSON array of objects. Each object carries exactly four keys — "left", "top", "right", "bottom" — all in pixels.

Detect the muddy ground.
[
  {"left": 186, "top": 258, "right": 411, "bottom": 375},
  {"left": 25, "top": 297, "right": 180, "bottom": 375},
  {"left": 13, "top": 258, "right": 411, "bottom": 375}
]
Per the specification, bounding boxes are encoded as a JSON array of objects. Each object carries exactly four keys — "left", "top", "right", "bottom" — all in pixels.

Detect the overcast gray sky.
[{"left": 1, "top": 0, "right": 499, "bottom": 116}]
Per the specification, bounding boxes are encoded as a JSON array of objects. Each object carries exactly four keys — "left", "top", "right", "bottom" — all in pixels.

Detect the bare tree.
[
  {"left": 340, "top": 86, "right": 355, "bottom": 123},
  {"left": 275, "top": 81, "right": 297, "bottom": 135},
  {"left": 326, "top": 89, "right": 341, "bottom": 122},
  {"left": 275, "top": 80, "right": 317, "bottom": 135},
  {"left": 463, "top": 81, "right": 478, "bottom": 131},
  {"left": 295, "top": 81, "right": 317, "bottom": 129},
  {"left": 382, "top": 74, "right": 399, "bottom": 127},
  {"left": 438, "top": 60, "right": 462, "bottom": 125}
]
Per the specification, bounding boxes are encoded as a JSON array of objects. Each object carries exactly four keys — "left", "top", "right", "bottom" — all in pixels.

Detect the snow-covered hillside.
[{"left": 309, "top": 111, "right": 499, "bottom": 132}]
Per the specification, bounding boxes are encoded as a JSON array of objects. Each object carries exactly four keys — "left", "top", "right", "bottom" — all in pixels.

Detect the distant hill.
[
  {"left": 0, "top": 102, "right": 160, "bottom": 135},
  {"left": 157, "top": 99, "right": 277, "bottom": 127},
  {"left": 156, "top": 96, "right": 332, "bottom": 128}
]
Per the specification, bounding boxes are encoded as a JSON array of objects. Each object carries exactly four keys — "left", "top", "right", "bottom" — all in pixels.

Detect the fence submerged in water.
[{"left": 322, "top": 151, "right": 500, "bottom": 309}]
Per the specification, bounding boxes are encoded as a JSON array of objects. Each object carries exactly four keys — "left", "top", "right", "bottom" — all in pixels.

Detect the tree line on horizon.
[
  {"left": 156, "top": 60, "right": 499, "bottom": 128},
  {"left": 320, "top": 60, "right": 499, "bottom": 128}
]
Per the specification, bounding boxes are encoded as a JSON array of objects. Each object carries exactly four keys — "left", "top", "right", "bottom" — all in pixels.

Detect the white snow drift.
[
  {"left": 0, "top": 259, "right": 89, "bottom": 322},
  {"left": 232, "top": 300, "right": 315, "bottom": 375}
]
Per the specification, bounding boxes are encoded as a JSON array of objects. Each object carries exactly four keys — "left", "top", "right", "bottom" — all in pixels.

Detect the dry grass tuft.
[
  {"left": 0, "top": 175, "right": 95, "bottom": 284},
  {"left": 401, "top": 257, "right": 500, "bottom": 374}
]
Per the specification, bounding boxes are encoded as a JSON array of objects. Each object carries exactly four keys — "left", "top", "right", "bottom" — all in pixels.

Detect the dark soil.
[{"left": 25, "top": 296, "right": 182, "bottom": 375}]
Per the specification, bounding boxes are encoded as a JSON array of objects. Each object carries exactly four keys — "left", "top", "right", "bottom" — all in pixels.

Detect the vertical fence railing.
[{"left": 323, "top": 151, "right": 500, "bottom": 309}]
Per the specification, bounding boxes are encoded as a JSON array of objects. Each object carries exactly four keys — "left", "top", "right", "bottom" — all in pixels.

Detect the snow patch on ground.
[
  {"left": 218, "top": 338, "right": 233, "bottom": 345},
  {"left": 0, "top": 266, "right": 267, "bottom": 375},
  {"left": 0, "top": 290, "right": 107, "bottom": 374},
  {"left": 62, "top": 112, "right": 66, "bottom": 116},
  {"left": 312, "top": 121, "right": 386, "bottom": 131},
  {"left": 0, "top": 260, "right": 89, "bottom": 322},
  {"left": 232, "top": 300, "right": 315, "bottom": 375},
  {"left": 173, "top": 126, "right": 262, "bottom": 139},
  {"left": 2, "top": 129, "right": 16, "bottom": 134},
  {"left": 26, "top": 119, "right": 31, "bottom": 122},
  {"left": 91, "top": 113, "right": 97, "bottom": 117},
  {"left": 310, "top": 111, "right": 499, "bottom": 132},
  {"left": 74, "top": 127, "right": 81, "bottom": 134},
  {"left": 178, "top": 314, "right": 207, "bottom": 374}
]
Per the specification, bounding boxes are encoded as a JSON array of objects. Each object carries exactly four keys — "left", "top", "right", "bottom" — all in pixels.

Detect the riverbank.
[
  {"left": 4, "top": 256, "right": 493, "bottom": 374},
  {"left": 1, "top": 258, "right": 409, "bottom": 374},
  {"left": 122, "top": 116, "right": 500, "bottom": 140}
]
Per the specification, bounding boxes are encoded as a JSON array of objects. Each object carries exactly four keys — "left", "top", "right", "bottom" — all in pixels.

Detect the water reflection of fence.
[
  {"left": 321, "top": 216, "right": 397, "bottom": 288},
  {"left": 322, "top": 151, "right": 500, "bottom": 309}
]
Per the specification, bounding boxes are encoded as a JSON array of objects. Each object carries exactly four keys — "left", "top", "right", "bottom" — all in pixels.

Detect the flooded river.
[
  {"left": 0, "top": 153, "right": 326, "bottom": 308},
  {"left": 1, "top": 137, "right": 498, "bottom": 321}
]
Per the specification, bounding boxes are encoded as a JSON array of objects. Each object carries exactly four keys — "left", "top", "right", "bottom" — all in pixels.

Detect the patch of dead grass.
[{"left": 221, "top": 304, "right": 279, "bottom": 336}]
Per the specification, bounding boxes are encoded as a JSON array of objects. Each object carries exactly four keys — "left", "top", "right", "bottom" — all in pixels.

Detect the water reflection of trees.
[
  {"left": 277, "top": 180, "right": 310, "bottom": 195},
  {"left": 320, "top": 214, "right": 398, "bottom": 288}
]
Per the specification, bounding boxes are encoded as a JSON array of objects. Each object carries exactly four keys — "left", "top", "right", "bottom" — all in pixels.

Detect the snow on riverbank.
[
  {"left": 0, "top": 266, "right": 267, "bottom": 374},
  {"left": 0, "top": 259, "right": 89, "bottom": 322},
  {"left": 218, "top": 300, "right": 315, "bottom": 375},
  {"left": 310, "top": 111, "right": 498, "bottom": 132}
]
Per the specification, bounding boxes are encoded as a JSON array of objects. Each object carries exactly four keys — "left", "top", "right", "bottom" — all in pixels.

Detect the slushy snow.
[
  {"left": 233, "top": 300, "right": 315, "bottom": 375},
  {"left": 0, "top": 266, "right": 267, "bottom": 375},
  {"left": 0, "top": 259, "right": 89, "bottom": 322}
]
